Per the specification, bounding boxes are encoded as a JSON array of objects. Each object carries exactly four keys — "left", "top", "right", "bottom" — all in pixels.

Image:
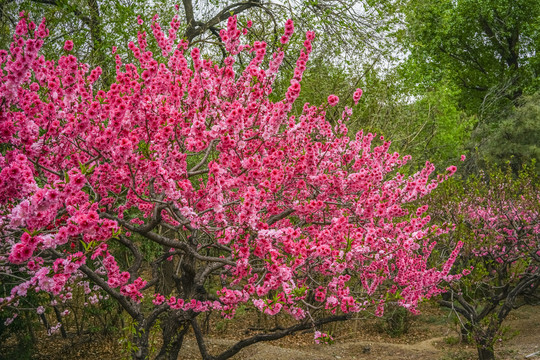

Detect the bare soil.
[{"left": 31, "top": 303, "right": 540, "bottom": 360}]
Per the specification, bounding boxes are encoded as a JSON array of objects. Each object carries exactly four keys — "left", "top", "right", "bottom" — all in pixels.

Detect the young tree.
[
  {"left": 1, "top": 11, "right": 462, "bottom": 359},
  {"left": 430, "top": 168, "right": 540, "bottom": 360}
]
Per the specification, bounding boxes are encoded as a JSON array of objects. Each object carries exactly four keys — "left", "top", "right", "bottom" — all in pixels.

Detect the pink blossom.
[
  {"left": 353, "top": 88, "right": 363, "bottom": 104},
  {"left": 0, "top": 12, "right": 464, "bottom": 339},
  {"left": 63, "top": 40, "right": 73, "bottom": 51},
  {"left": 327, "top": 94, "right": 339, "bottom": 106}
]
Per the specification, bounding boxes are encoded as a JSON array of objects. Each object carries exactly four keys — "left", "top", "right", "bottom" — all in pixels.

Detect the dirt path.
[
  {"left": 178, "top": 335, "right": 448, "bottom": 360},
  {"left": 30, "top": 304, "right": 540, "bottom": 360},
  {"left": 177, "top": 305, "right": 540, "bottom": 360}
]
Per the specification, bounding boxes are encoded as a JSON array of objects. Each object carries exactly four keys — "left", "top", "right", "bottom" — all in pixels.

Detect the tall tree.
[
  {"left": 396, "top": 0, "right": 540, "bottom": 172},
  {"left": 400, "top": 0, "right": 540, "bottom": 116},
  {"left": 0, "top": 0, "right": 156, "bottom": 85}
]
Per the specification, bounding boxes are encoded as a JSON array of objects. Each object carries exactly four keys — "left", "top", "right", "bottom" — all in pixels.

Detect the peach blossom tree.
[
  {"left": 430, "top": 168, "right": 540, "bottom": 360},
  {"left": 0, "top": 11, "right": 462, "bottom": 360}
]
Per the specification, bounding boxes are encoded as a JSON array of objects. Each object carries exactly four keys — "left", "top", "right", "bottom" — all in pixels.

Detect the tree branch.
[
  {"left": 114, "top": 234, "right": 143, "bottom": 282},
  {"left": 183, "top": 0, "right": 262, "bottom": 42},
  {"left": 267, "top": 209, "right": 295, "bottom": 225},
  {"left": 211, "top": 314, "right": 351, "bottom": 360},
  {"left": 48, "top": 249, "right": 141, "bottom": 320}
]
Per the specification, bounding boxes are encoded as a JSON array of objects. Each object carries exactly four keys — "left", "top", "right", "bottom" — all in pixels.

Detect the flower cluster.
[{"left": 280, "top": 19, "right": 295, "bottom": 44}]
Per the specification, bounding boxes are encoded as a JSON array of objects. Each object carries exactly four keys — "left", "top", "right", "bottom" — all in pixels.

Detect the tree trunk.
[
  {"left": 52, "top": 304, "right": 67, "bottom": 338},
  {"left": 157, "top": 245, "right": 176, "bottom": 296},
  {"left": 460, "top": 322, "right": 473, "bottom": 344},
  {"left": 155, "top": 317, "right": 190, "bottom": 360},
  {"left": 86, "top": 0, "right": 112, "bottom": 86},
  {"left": 477, "top": 344, "right": 495, "bottom": 360},
  {"left": 473, "top": 324, "right": 498, "bottom": 360},
  {"left": 132, "top": 324, "right": 150, "bottom": 360}
]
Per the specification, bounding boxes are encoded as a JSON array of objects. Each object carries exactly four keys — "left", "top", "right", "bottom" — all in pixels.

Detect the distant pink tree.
[
  {"left": 431, "top": 170, "right": 540, "bottom": 360},
  {"left": 1, "top": 11, "right": 461, "bottom": 359}
]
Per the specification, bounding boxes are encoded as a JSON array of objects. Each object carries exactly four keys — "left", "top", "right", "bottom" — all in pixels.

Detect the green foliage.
[
  {"left": 349, "top": 69, "right": 473, "bottom": 170},
  {"left": 119, "top": 317, "right": 161, "bottom": 360},
  {"left": 379, "top": 304, "right": 413, "bottom": 337},
  {"left": 0, "top": 311, "right": 36, "bottom": 360},
  {"left": 399, "top": 0, "right": 540, "bottom": 115},
  {"left": 395, "top": 0, "right": 540, "bottom": 175},
  {"left": 440, "top": 349, "right": 475, "bottom": 360},
  {"left": 471, "top": 94, "right": 540, "bottom": 174},
  {"left": 83, "top": 295, "right": 122, "bottom": 334},
  {"left": 271, "top": 57, "right": 354, "bottom": 113},
  {"left": 443, "top": 335, "right": 460, "bottom": 346},
  {"left": 0, "top": 270, "right": 44, "bottom": 359},
  {"left": 119, "top": 318, "right": 141, "bottom": 360}
]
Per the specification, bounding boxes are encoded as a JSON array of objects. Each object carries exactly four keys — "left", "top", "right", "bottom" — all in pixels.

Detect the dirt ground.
[{"left": 31, "top": 304, "right": 540, "bottom": 360}]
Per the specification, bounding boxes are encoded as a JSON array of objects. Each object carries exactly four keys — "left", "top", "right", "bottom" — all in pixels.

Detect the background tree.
[
  {"left": 471, "top": 94, "right": 540, "bottom": 174},
  {"left": 397, "top": 0, "right": 540, "bottom": 173},
  {"left": 399, "top": 0, "right": 540, "bottom": 113},
  {"left": 2, "top": 0, "right": 468, "bottom": 171},
  {"left": 0, "top": 0, "right": 397, "bottom": 84},
  {"left": 428, "top": 166, "right": 540, "bottom": 360},
  {"left": 0, "top": 0, "right": 171, "bottom": 86}
]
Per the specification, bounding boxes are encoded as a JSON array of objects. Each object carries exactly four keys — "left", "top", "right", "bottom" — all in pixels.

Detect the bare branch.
[
  {"left": 211, "top": 314, "right": 351, "bottom": 360},
  {"left": 267, "top": 209, "right": 295, "bottom": 225}
]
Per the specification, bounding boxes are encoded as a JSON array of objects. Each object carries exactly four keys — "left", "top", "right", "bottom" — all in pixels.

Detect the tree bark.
[
  {"left": 182, "top": 0, "right": 262, "bottom": 43},
  {"left": 477, "top": 343, "right": 495, "bottom": 360},
  {"left": 155, "top": 316, "right": 190, "bottom": 360},
  {"left": 132, "top": 323, "right": 150, "bottom": 360}
]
